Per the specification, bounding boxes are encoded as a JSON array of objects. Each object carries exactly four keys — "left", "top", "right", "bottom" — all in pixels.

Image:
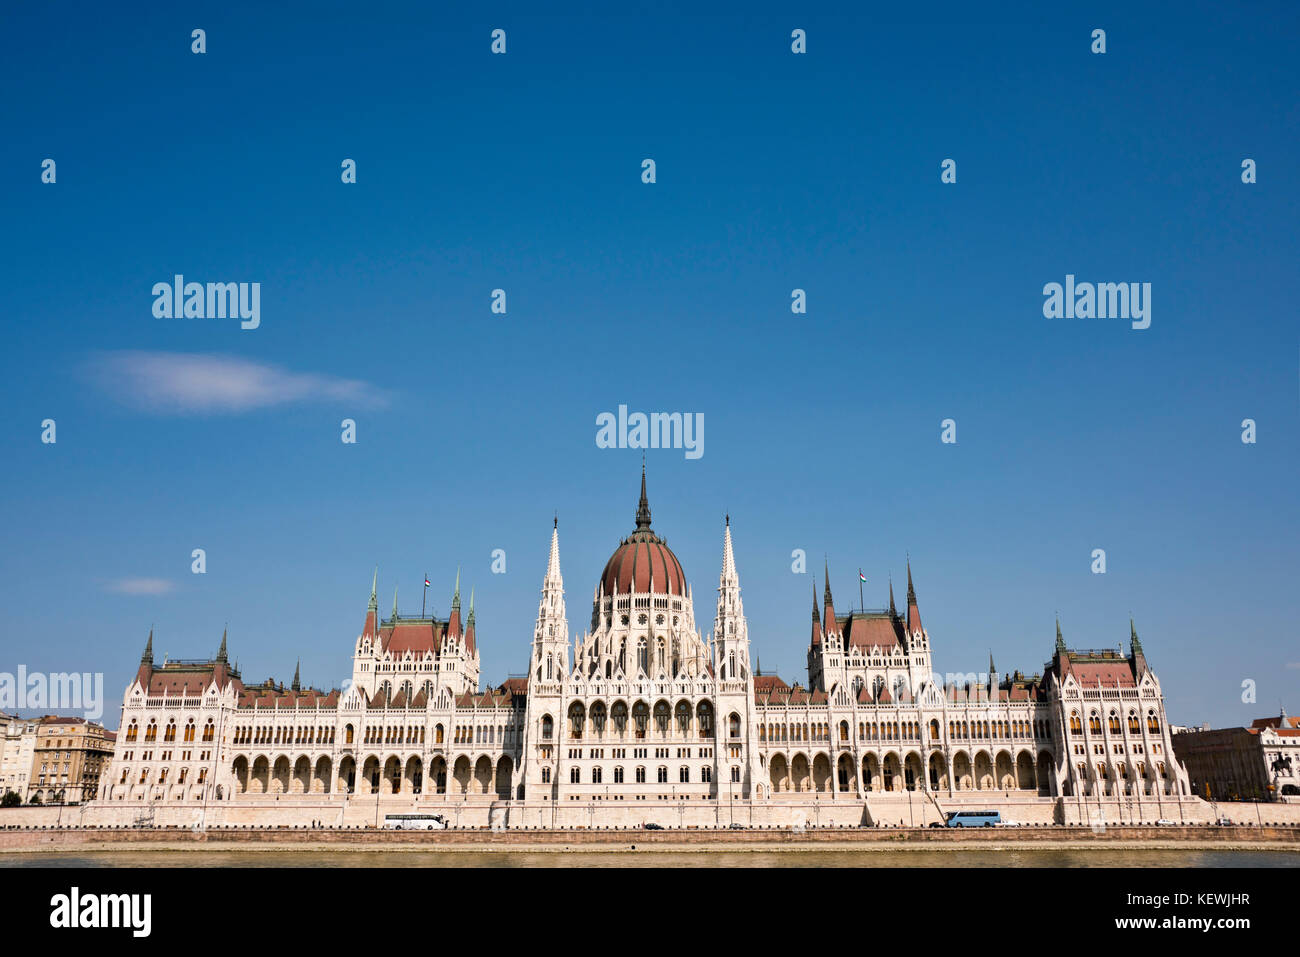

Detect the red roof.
[
  {"left": 383, "top": 621, "right": 442, "bottom": 656},
  {"left": 600, "top": 536, "right": 687, "bottom": 597},
  {"left": 842, "top": 614, "right": 903, "bottom": 652}
]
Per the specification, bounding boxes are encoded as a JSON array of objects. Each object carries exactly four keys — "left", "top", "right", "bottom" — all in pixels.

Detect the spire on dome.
[{"left": 635, "top": 460, "right": 652, "bottom": 529}]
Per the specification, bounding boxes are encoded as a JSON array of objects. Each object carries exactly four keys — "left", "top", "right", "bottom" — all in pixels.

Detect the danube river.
[{"left": 4, "top": 847, "right": 1298, "bottom": 868}]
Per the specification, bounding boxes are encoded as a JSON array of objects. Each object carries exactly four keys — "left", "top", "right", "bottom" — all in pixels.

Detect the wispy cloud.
[
  {"left": 84, "top": 351, "right": 389, "bottom": 414},
  {"left": 105, "top": 578, "right": 175, "bottom": 596}
]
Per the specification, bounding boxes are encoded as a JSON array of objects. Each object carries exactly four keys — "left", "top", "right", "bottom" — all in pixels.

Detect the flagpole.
[
  {"left": 422, "top": 573, "right": 428, "bottom": 618},
  {"left": 858, "top": 568, "right": 864, "bottom": 612}
]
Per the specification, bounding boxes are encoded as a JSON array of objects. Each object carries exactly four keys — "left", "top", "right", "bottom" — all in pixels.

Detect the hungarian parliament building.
[{"left": 92, "top": 470, "right": 1197, "bottom": 827}]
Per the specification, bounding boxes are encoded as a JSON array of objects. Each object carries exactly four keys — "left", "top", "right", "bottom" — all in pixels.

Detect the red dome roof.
[
  {"left": 601, "top": 535, "right": 687, "bottom": 597},
  {"left": 599, "top": 465, "right": 687, "bottom": 597}
]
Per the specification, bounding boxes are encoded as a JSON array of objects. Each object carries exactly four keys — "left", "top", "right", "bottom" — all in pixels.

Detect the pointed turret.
[
  {"left": 391, "top": 586, "right": 399, "bottom": 621},
  {"left": 719, "top": 515, "right": 738, "bottom": 586},
  {"left": 1055, "top": 617, "right": 1066, "bottom": 654},
  {"left": 465, "top": 587, "right": 477, "bottom": 654},
  {"left": 447, "top": 567, "right": 462, "bottom": 638},
  {"left": 823, "top": 560, "right": 836, "bottom": 634},
  {"left": 810, "top": 583, "right": 822, "bottom": 645},
  {"left": 1130, "top": 618, "right": 1147, "bottom": 673},
  {"left": 362, "top": 567, "right": 379, "bottom": 640},
  {"left": 905, "top": 558, "right": 922, "bottom": 634},
  {"left": 888, "top": 576, "right": 897, "bottom": 617},
  {"left": 135, "top": 628, "right": 155, "bottom": 689},
  {"left": 216, "top": 628, "right": 228, "bottom": 663},
  {"left": 292, "top": 660, "right": 301, "bottom": 692}
]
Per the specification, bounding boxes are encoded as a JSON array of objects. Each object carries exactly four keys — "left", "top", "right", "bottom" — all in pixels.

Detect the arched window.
[
  {"left": 675, "top": 701, "right": 691, "bottom": 735},
  {"left": 633, "top": 702, "right": 649, "bottom": 739},
  {"left": 696, "top": 701, "right": 713, "bottom": 739},
  {"left": 1147, "top": 711, "right": 1160, "bottom": 734},
  {"left": 1128, "top": 711, "right": 1140, "bottom": 735},
  {"left": 1089, "top": 712, "right": 1102, "bottom": 735},
  {"left": 612, "top": 701, "right": 629, "bottom": 734},
  {"left": 591, "top": 702, "right": 607, "bottom": 734},
  {"left": 637, "top": 639, "right": 648, "bottom": 674},
  {"left": 541, "top": 715, "right": 554, "bottom": 740},
  {"left": 568, "top": 703, "right": 585, "bottom": 739},
  {"left": 930, "top": 719, "right": 940, "bottom": 741},
  {"left": 435, "top": 724, "right": 444, "bottom": 744},
  {"left": 729, "top": 713, "right": 741, "bottom": 739},
  {"left": 1069, "top": 711, "right": 1082, "bottom": 735},
  {"left": 839, "top": 720, "right": 849, "bottom": 742},
  {"left": 203, "top": 720, "right": 215, "bottom": 743},
  {"left": 1108, "top": 712, "right": 1121, "bottom": 735},
  {"left": 654, "top": 701, "right": 670, "bottom": 735}
]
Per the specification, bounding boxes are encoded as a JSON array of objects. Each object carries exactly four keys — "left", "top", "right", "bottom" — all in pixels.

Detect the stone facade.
[
  {"left": 89, "top": 471, "right": 1199, "bottom": 826},
  {"left": 1173, "top": 710, "right": 1300, "bottom": 803}
]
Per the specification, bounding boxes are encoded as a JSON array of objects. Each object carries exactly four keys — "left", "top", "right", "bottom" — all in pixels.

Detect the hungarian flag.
[
  {"left": 424, "top": 577, "right": 431, "bottom": 587},
  {"left": 858, "top": 569, "right": 867, "bottom": 583}
]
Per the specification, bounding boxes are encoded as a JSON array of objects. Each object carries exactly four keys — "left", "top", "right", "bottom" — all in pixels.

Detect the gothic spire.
[
  {"left": 292, "top": 660, "right": 301, "bottom": 692},
  {"left": 451, "top": 566, "right": 461, "bottom": 611},
  {"left": 216, "top": 628, "right": 227, "bottom": 663},
  {"left": 1055, "top": 616, "right": 1066, "bottom": 653},
  {"left": 1130, "top": 618, "right": 1144, "bottom": 657},
  {"left": 391, "top": 586, "right": 399, "bottom": 620},
  {"left": 719, "top": 517, "right": 738, "bottom": 585},
  {"left": 905, "top": 558, "right": 922, "bottom": 633},
  {"left": 888, "top": 576, "right": 896, "bottom": 616},
  {"left": 141, "top": 628, "right": 154, "bottom": 664},
  {"left": 635, "top": 460, "right": 652, "bottom": 529}
]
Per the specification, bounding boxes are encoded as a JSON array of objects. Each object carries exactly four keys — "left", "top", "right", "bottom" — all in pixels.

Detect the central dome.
[{"left": 599, "top": 467, "right": 688, "bottom": 597}]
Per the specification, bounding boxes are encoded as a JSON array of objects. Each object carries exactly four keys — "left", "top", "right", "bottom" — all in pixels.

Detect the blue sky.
[{"left": 1, "top": 2, "right": 1296, "bottom": 729}]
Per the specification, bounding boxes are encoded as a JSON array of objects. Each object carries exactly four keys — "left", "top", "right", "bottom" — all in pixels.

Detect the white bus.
[{"left": 383, "top": 813, "right": 447, "bottom": 830}]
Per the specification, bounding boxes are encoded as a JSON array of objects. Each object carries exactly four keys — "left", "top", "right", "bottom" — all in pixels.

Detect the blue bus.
[{"left": 944, "top": 810, "right": 1001, "bottom": 827}]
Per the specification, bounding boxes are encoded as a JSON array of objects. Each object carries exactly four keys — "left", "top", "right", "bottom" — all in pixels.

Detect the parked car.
[
  {"left": 728, "top": 823, "right": 745, "bottom": 829},
  {"left": 1154, "top": 819, "right": 1175, "bottom": 826},
  {"left": 643, "top": 822, "right": 664, "bottom": 830},
  {"left": 1215, "top": 818, "right": 1235, "bottom": 826}
]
